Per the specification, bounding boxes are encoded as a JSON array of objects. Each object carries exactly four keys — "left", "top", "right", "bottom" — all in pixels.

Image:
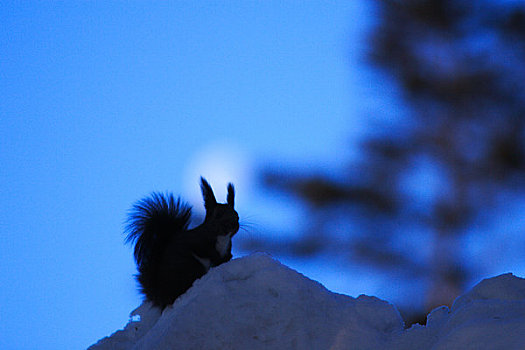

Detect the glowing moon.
[{"left": 182, "top": 141, "right": 251, "bottom": 213}]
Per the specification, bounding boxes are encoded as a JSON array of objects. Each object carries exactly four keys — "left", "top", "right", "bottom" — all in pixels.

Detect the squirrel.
[{"left": 125, "top": 177, "right": 239, "bottom": 309}]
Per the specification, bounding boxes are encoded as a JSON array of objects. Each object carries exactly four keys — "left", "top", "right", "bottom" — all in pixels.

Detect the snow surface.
[{"left": 89, "top": 254, "right": 525, "bottom": 350}]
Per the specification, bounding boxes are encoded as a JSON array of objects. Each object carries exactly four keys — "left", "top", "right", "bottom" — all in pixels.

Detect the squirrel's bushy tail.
[{"left": 125, "top": 192, "right": 192, "bottom": 291}]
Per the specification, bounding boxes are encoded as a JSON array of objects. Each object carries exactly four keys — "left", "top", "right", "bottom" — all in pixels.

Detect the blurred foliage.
[{"left": 245, "top": 0, "right": 525, "bottom": 325}]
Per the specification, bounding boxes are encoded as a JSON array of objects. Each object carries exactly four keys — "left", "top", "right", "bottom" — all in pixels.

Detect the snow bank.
[
  {"left": 89, "top": 254, "right": 525, "bottom": 350},
  {"left": 395, "top": 273, "right": 525, "bottom": 350}
]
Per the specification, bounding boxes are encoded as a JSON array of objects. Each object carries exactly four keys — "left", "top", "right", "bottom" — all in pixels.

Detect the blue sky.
[
  {"left": 0, "top": 2, "right": 381, "bottom": 349},
  {"left": 3, "top": 2, "right": 525, "bottom": 349}
]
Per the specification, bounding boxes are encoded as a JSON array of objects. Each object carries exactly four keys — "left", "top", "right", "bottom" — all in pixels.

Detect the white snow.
[
  {"left": 89, "top": 254, "right": 525, "bottom": 350},
  {"left": 394, "top": 273, "right": 525, "bottom": 350}
]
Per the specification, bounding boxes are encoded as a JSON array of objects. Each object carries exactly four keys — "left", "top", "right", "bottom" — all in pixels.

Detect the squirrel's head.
[{"left": 200, "top": 177, "right": 239, "bottom": 236}]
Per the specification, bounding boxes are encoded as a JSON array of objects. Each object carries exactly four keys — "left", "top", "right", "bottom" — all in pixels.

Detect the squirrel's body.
[{"left": 125, "top": 178, "right": 239, "bottom": 309}]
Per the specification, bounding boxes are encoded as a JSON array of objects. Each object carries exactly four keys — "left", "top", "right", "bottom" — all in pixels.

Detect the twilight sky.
[{"left": 0, "top": 2, "right": 382, "bottom": 349}]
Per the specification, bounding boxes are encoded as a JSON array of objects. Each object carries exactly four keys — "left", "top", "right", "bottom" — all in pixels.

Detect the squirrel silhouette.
[{"left": 125, "top": 177, "right": 239, "bottom": 309}]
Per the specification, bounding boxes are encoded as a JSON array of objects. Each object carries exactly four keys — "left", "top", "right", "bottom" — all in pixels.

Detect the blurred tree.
[{"left": 244, "top": 0, "right": 525, "bottom": 324}]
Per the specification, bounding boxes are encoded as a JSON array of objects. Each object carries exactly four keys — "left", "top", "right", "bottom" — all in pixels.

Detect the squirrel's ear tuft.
[
  {"left": 200, "top": 177, "right": 217, "bottom": 210},
  {"left": 227, "top": 183, "right": 235, "bottom": 207}
]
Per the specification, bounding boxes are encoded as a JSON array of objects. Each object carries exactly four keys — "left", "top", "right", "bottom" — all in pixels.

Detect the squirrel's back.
[{"left": 125, "top": 192, "right": 192, "bottom": 306}]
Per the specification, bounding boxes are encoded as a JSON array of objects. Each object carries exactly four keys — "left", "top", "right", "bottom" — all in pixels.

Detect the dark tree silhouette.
[{"left": 243, "top": 0, "right": 525, "bottom": 324}]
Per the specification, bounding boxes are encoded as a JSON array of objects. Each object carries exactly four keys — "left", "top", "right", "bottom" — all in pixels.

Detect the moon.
[{"left": 182, "top": 141, "right": 252, "bottom": 213}]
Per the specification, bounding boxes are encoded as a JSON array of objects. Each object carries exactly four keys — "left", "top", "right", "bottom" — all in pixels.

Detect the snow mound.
[
  {"left": 89, "top": 253, "right": 403, "bottom": 349},
  {"left": 89, "top": 255, "right": 525, "bottom": 350},
  {"left": 393, "top": 273, "right": 525, "bottom": 349}
]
